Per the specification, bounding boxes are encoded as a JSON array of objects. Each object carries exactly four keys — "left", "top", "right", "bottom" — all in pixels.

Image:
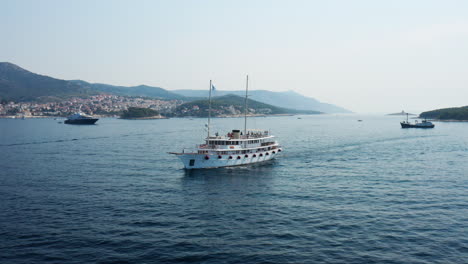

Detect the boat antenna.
[
  {"left": 207, "top": 79, "right": 212, "bottom": 139},
  {"left": 244, "top": 75, "right": 249, "bottom": 137},
  {"left": 406, "top": 112, "right": 409, "bottom": 123}
]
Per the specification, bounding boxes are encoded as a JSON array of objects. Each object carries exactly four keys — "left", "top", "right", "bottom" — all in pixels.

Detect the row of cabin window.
[
  {"left": 208, "top": 140, "right": 266, "bottom": 145},
  {"left": 199, "top": 147, "right": 271, "bottom": 154}
]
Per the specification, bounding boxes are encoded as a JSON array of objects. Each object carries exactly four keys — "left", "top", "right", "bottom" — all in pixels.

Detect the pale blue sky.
[{"left": 1, "top": 0, "right": 467, "bottom": 113}]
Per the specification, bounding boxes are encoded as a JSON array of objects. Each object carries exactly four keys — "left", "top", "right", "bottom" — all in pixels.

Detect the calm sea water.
[{"left": 1, "top": 115, "right": 467, "bottom": 264}]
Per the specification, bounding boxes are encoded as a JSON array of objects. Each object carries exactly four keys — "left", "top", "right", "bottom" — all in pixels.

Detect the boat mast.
[
  {"left": 207, "top": 79, "right": 212, "bottom": 139},
  {"left": 244, "top": 75, "right": 249, "bottom": 137}
]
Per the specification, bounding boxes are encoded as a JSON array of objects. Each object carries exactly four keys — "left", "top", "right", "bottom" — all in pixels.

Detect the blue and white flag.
[{"left": 211, "top": 84, "right": 216, "bottom": 91}]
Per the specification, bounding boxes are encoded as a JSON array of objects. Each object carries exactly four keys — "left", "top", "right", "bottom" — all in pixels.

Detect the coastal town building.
[{"left": 0, "top": 95, "right": 183, "bottom": 118}]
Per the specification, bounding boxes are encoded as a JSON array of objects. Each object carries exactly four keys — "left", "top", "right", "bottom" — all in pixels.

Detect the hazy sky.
[{"left": 1, "top": 0, "right": 467, "bottom": 113}]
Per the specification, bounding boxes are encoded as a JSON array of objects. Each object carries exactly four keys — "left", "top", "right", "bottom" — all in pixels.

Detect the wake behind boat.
[
  {"left": 64, "top": 113, "right": 99, "bottom": 125},
  {"left": 170, "top": 76, "right": 283, "bottom": 169}
]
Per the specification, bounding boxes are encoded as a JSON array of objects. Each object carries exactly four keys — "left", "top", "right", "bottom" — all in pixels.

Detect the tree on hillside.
[{"left": 120, "top": 107, "right": 159, "bottom": 118}]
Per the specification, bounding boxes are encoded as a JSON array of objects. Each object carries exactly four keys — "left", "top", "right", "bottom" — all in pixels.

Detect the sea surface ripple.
[{"left": 1, "top": 115, "right": 467, "bottom": 263}]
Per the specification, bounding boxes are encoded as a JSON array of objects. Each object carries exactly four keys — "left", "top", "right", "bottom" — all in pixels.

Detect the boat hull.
[
  {"left": 64, "top": 119, "right": 99, "bottom": 125},
  {"left": 400, "top": 122, "right": 434, "bottom": 128},
  {"left": 175, "top": 151, "right": 281, "bottom": 169}
]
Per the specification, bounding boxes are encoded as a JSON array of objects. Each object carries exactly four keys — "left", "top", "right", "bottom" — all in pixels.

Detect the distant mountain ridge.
[
  {"left": 0, "top": 62, "right": 351, "bottom": 113},
  {"left": 174, "top": 89, "right": 351, "bottom": 114},
  {"left": 387, "top": 110, "right": 415, "bottom": 116},
  {"left": 0, "top": 62, "right": 95, "bottom": 101},
  {"left": 173, "top": 94, "right": 321, "bottom": 117},
  {"left": 70, "top": 80, "right": 186, "bottom": 100}
]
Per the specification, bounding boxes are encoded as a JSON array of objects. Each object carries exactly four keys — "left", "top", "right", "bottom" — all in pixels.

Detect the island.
[
  {"left": 171, "top": 94, "right": 321, "bottom": 117},
  {"left": 120, "top": 107, "right": 167, "bottom": 119},
  {"left": 420, "top": 106, "right": 468, "bottom": 121},
  {"left": 387, "top": 110, "right": 415, "bottom": 116}
]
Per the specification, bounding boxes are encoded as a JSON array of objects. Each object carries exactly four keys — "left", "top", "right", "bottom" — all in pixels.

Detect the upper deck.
[
  {"left": 208, "top": 129, "right": 271, "bottom": 140},
  {"left": 198, "top": 129, "right": 278, "bottom": 151}
]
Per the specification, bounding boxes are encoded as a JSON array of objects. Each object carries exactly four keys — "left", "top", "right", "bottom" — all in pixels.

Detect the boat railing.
[
  {"left": 237, "top": 134, "right": 270, "bottom": 139},
  {"left": 245, "top": 131, "right": 269, "bottom": 138},
  {"left": 226, "top": 130, "right": 269, "bottom": 139},
  {"left": 197, "top": 142, "right": 278, "bottom": 150},
  {"left": 197, "top": 144, "right": 223, "bottom": 149},
  {"left": 181, "top": 148, "right": 198, "bottom": 154}
]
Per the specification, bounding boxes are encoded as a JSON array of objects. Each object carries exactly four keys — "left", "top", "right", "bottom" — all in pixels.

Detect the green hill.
[
  {"left": 173, "top": 94, "right": 321, "bottom": 117},
  {"left": 0, "top": 62, "right": 96, "bottom": 102},
  {"left": 173, "top": 89, "right": 351, "bottom": 113},
  {"left": 71, "top": 80, "right": 187, "bottom": 100},
  {"left": 120, "top": 107, "right": 160, "bottom": 119},
  {"left": 420, "top": 106, "right": 468, "bottom": 121},
  {"left": 0, "top": 62, "right": 187, "bottom": 102}
]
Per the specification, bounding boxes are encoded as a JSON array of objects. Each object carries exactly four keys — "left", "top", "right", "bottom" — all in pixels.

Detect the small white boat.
[{"left": 170, "top": 76, "right": 283, "bottom": 169}]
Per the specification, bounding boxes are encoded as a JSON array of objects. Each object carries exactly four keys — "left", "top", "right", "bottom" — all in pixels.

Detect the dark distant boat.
[
  {"left": 400, "top": 113, "right": 434, "bottom": 128},
  {"left": 64, "top": 113, "right": 98, "bottom": 125}
]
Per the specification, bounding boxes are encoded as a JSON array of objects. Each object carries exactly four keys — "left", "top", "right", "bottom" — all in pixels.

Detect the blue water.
[{"left": 1, "top": 115, "right": 467, "bottom": 263}]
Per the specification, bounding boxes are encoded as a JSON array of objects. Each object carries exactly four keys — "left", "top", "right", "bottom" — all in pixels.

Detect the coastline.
[
  {"left": 0, "top": 115, "right": 54, "bottom": 119},
  {"left": 180, "top": 113, "right": 320, "bottom": 118},
  {"left": 0, "top": 113, "right": 318, "bottom": 119},
  {"left": 416, "top": 117, "right": 468, "bottom": 122},
  {"left": 119, "top": 115, "right": 168, "bottom": 120},
  {"left": 432, "top": 119, "right": 468, "bottom": 122},
  {"left": 217, "top": 113, "right": 295, "bottom": 118}
]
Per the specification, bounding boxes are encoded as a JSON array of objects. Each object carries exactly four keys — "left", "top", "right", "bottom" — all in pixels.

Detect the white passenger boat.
[{"left": 170, "top": 76, "right": 283, "bottom": 169}]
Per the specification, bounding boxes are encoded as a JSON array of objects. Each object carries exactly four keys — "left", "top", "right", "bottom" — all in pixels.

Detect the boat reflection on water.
[
  {"left": 180, "top": 160, "right": 278, "bottom": 206},
  {"left": 182, "top": 159, "right": 278, "bottom": 180}
]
